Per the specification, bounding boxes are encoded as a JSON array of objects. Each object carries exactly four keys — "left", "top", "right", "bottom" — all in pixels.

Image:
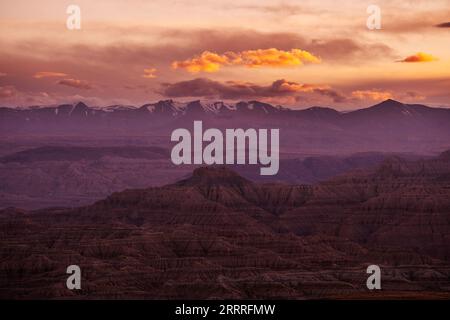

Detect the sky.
[{"left": 0, "top": 0, "right": 449, "bottom": 109}]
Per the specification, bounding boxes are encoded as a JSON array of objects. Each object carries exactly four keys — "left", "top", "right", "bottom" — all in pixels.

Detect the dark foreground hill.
[{"left": 0, "top": 152, "right": 449, "bottom": 299}]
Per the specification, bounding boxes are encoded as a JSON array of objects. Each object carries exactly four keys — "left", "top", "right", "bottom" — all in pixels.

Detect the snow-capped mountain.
[
  {"left": 1, "top": 99, "right": 450, "bottom": 149},
  {"left": 5, "top": 98, "right": 448, "bottom": 121}
]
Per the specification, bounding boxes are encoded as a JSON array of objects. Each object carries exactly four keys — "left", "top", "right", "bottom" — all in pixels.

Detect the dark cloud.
[
  {"left": 161, "top": 78, "right": 258, "bottom": 99},
  {"left": 436, "top": 22, "right": 450, "bottom": 28},
  {"left": 57, "top": 79, "right": 93, "bottom": 90},
  {"left": 162, "top": 29, "right": 393, "bottom": 63},
  {"left": 313, "top": 88, "right": 347, "bottom": 103},
  {"left": 160, "top": 78, "right": 346, "bottom": 103},
  {"left": 11, "top": 28, "right": 391, "bottom": 70}
]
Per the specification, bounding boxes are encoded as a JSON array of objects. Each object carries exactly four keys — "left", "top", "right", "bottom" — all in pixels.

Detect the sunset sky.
[{"left": 0, "top": 0, "right": 449, "bottom": 109}]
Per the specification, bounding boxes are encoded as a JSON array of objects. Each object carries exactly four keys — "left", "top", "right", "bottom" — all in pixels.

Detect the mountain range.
[
  {"left": 2, "top": 98, "right": 450, "bottom": 121},
  {"left": 2, "top": 99, "right": 450, "bottom": 154}
]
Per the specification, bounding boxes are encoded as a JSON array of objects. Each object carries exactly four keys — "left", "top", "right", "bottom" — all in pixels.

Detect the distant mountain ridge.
[
  {"left": 3, "top": 98, "right": 449, "bottom": 118},
  {"left": 1, "top": 99, "right": 449, "bottom": 154},
  {"left": 2, "top": 99, "right": 450, "bottom": 131}
]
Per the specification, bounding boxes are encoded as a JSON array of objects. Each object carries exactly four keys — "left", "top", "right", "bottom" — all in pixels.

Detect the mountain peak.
[
  {"left": 74, "top": 101, "right": 89, "bottom": 109},
  {"left": 70, "top": 101, "right": 91, "bottom": 116},
  {"left": 302, "top": 106, "right": 341, "bottom": 116},
  {"left": 374, "top": 99, "right": 404, "bottom": 108}
]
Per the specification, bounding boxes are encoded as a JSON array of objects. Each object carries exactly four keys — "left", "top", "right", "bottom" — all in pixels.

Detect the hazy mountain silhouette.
[{"left": 2, "top": 99, "right": 449, "bottom": 154}]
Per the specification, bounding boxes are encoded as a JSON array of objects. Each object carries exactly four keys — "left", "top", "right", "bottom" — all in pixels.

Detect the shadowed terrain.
[
  {"left": 0, "top": 145, "right": 427, "bottom": 209},
  {"left": 1, "top": 152, "right": 449, "bottom": 299}
]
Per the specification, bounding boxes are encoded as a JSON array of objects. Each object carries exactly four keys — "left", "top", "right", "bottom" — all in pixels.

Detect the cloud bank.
[{"left": 172, "top": 48, "right": 321, "bottom": 73}]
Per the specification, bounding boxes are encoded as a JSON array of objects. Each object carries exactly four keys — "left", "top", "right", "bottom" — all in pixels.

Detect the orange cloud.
[
  {"left": 33, "top": 71, "right": 68, "bottom": 79},
  {"left": 234, "top": 48, "right": 321, "bottom": 68},
  {"left": 57, "top": 78, "right": 93, "bottom": 90},
  {"left": 172, "top": 48, "right": 320, "bottom": 73},
  {"left": 172, "top": 52, "right": 229, "bottom": 73},
  {"left": 352, "top": 90, "right": 393, "bottom": 101},
  {"left": 399, "top": 52, "right": 438, "bottom": 63},
  {"left": 142, "top": 68, "right": 157, "bottom": 78}
]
